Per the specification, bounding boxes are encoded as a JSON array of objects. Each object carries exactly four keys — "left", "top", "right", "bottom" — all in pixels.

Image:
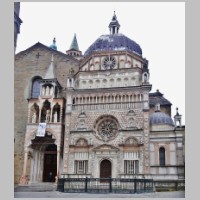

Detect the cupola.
[{"left": 49, "top": 37, "right": 57, "bottom": 50}]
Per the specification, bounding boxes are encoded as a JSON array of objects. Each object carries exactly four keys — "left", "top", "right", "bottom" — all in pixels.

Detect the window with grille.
[
  {"left": 159, "top": 147, "right": 166, "bottom": 166},
  {"left": 74, "top": 160, "right": 88, "bottom": 174},
  {"left": 124, "top": 160, "right": 139, "bottom": 174}
]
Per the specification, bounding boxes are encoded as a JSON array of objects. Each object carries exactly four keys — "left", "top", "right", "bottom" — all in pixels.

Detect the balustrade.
[{"left": 72, "top": 102, "right": 146, "bottom": 111}]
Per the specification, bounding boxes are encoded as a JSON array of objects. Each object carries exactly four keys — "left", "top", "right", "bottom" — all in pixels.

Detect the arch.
[
  {"left": 128, "top": 117, "right": 135, "bottom": 128},
  {"left": 76, "top": 138, "right": 88, "bottom": 146},
  {"left": 77, "top": 118, "right": 86, "bottom": 130},
  {"left": 27, "top": 128, "right": 58, "bottom": 149},
  {"left": 30, "top": 103, "right": 39, "bottom": 123},
  {"left": 102, "top": 79, "right": 107, "bottom": 87},
  {"left": 31, "top": 76, "right": 42, "bottom": 98},
  {"left": 94, "top": 61, "right": 100, "bottom": 70},
  {"left": 41, "top": 100, "right": 51, "bottom": 123},
  {"left": 159, "top": 147, "right": 166, "bottom": 166},
  {"left": 119, "top": 60, "right": 125, "bottom": 68},
  {"left": 100, "top": 159, "right": 112, "bottom": 179},
  {"left": 89, "top": 80, "right": 93, "bottom": 84},
  {"left": 43, "top": 144, "right": 57, "bottom": 182},
  {"left": 125, "top": 136, "right": 139, "bottom": 145},
  {"left": 95, "top": 79, "right": 100, "bottom": 88},
  {"left": 82, "top": 80, "right": 86, "bottom": 87},
  {"left": 142, "top": 72, "right": 149, "bottom": 83},
  {"left": 117, "top": 78, "right": 121, "bottom": 87},
  {"left": 52, "top": 103, "right": 61, "bottom": 123}
]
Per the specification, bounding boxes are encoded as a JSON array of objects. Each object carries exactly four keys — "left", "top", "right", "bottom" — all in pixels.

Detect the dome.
[
  {"left": 150, "top": 111, "right": 174, "bottom": 126},
  {"left": 49, "top": 37, "right": 57, "bottom": 50},
  {"left": 84, "top": 34, "right": 142, "bottom": 56},
  {"left": 50, "top": 44, "right": 57, "bottom": 50}
]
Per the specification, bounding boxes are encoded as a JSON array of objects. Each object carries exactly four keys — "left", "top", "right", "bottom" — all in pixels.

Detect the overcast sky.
[{"left": 16, "top": 2, "right": 185, "bottom": 124}]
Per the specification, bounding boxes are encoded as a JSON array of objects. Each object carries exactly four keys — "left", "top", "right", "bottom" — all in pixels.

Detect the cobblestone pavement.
[{"left": 14, "top": 191, "right": 185, "bottom": 198}]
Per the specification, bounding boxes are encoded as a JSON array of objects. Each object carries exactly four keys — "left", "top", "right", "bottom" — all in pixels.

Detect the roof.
[
  {"left": 150, "top": 111, "right": 174, "bottom": 126},
  {"left": 149, "top": 90, "right": 172, "bottom": 106},
  {"left": 84, "top": 33, "right": 142, "bottom": 56},
  {"left": 69, "top": 34, "right": 79, "bottom": 51},
  {"left": 44, "top": 55, "right": 56, "bottom": 79},
  {"left": 15, "top": 42, "right": 79, "bottom": 63}
]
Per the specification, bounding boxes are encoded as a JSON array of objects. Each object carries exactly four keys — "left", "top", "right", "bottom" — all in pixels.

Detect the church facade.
[{"left": 14, "top": 13, "right": 185, "bottom": 190}]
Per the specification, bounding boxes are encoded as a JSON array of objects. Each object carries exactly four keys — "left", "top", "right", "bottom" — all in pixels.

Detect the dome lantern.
[{"left": 109, "top": 11, "right": 120, "bottom": 35}]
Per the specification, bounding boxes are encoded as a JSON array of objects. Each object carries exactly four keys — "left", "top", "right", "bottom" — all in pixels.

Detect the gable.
[{"left": 15, "top": 42, "right": 80, "bottom": 63}]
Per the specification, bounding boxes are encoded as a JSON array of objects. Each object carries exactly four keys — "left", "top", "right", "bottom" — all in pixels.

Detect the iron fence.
[{"left": 57, "top": 177, "right": 154, "bottom": 193}]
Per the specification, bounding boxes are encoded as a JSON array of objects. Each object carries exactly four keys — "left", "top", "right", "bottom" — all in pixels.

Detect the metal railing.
[{"left": 57, "top": 177, "right": 154, "bottom": 193}]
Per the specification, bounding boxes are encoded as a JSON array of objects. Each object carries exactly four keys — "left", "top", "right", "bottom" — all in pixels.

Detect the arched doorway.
[
  {"left": 43, "top": 144, "right": 57, "bottom": 182},
  {"left": 100, "top": 159, "right": 112, "bottom": 178}
]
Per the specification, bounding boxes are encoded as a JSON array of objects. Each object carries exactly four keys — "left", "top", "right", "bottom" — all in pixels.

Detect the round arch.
[
  {"left": 100, "top": 159, "right": 112, "bottom": 179},
  {"left": 30, "top": 76, "right": 42, "bottom": 98}
]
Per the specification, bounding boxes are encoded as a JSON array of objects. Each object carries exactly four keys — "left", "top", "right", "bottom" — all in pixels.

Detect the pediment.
[
  {"left": 93, "top": 144, "right": 119, "bottom": 152},
  {"left": 15, "top": 42, "right": 79, "bottom": 63}
]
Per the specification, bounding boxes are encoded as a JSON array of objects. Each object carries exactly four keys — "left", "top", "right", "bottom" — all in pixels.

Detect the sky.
[{"left": 16, "top": 2, "right": 185, "bottom": 124}]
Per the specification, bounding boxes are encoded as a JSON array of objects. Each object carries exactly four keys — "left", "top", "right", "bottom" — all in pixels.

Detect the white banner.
[{"left": 36, "top": 123, "right": 47, "bottom": 137}]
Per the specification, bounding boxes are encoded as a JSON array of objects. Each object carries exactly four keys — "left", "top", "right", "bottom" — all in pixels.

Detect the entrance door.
[
  {"left": 43, "top": 144, "right": 57, "bottom": 182},
  {"left": 100, "top": 159, "right": 111, "bottom": 178}
]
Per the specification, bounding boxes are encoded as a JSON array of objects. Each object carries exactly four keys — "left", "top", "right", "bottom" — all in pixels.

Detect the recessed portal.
[
  {"left": 43, "top": 144, "right": 57, "bottom": 182},
  {"left": 100, "top": 159, "right": 111, "bottom": 178}
]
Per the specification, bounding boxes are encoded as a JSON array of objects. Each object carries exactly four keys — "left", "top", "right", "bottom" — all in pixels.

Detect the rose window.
[
  {"left": 103, "top": 56, "right": 116, "bottom": 70},
  {"left": 95, "top": 117, "right": 118, "bottom": 141}
]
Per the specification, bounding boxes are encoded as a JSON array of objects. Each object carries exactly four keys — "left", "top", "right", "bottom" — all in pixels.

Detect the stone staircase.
[{"left": 14, "top": 182, "right": 57, "bottom": 192}]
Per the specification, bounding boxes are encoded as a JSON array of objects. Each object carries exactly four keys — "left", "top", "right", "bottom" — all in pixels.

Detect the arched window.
[
  {"left": 159, "top": 147, "right": 166, "bottom": 166},
  {"left": 31, "top": 77, "right": 41, "bottom": 98}
]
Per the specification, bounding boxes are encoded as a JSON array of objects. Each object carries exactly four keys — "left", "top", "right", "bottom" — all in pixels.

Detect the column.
[
  {"left": 71, "top": 78, "right": 74, "bottom": 87},
  {"left": 99, "top": 56, "right": 101, "bottom": 70},
  {"left": 60, "top": 106, "right": 63, "bottom": 122},
  {"left": 19, "top": 148, "right": 29, "bottom": 184},
  {"left": 125, "top": 51, "right": 127, "bottom": 63},
  {"left": 39, "top": 107, "right": 42, "bottom": 122},
  {"left": 50, "top": 105, "right": 53, "bottom": 122},
  {"left": 56, "top": 145, "right": 61, "bottom": 183},
  {"left": 23, "top": 149, "right": 28, "bottom": 176},
  {"left": 67, "top": 78, "right": 70, "bottom": 88},
  {"left": 117, "top": 55, "right": 120, "bottom": 69},
  {"left": 27, "top": 107, "right": 31, "bottom": 123}
]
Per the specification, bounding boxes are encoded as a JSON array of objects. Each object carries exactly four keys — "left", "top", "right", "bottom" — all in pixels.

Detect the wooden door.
[
  {"left": 100, "top": 159, "right": 111, "bottom": 178},
  {"left": 43, "top": 153, "right": 57, "bottom": 182}
]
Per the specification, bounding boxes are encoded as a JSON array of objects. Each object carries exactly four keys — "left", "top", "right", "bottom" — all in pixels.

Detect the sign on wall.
[{"left": 36, "top": 123, "right": 47, "bottom": 137}]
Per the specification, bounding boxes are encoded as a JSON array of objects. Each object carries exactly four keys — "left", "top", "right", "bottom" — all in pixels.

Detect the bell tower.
[{"left": 66, "top": 34, "right": 82, "bottom": 58}]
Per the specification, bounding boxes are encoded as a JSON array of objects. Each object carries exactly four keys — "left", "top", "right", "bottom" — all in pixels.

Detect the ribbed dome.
[
  {"left": 150, "top": 111, "right": 174, "bottom": 126},
  {"left": 84, "top": 34, "right": 142, "bottom": 56}
]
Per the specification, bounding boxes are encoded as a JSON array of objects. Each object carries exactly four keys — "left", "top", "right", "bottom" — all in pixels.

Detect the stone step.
[{"left": 14, "top": 182, "right": 57, "bottom": 192}]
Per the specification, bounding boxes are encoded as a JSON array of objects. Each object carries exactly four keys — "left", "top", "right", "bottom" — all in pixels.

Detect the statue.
[
  {"left": 46, "top": 86, "right": 50, "bottom": 95},
  {"left": 53, "top": 111, "right": 57, "bottom": 123},
  {"left": 31, "top": 112, "right": 36, "bottom": 123},
  {"left": 46, "top": 109, "right": 50, "bottom": 122},
  {"left": 50, "top": 87, "right": 54, "bottom": 95},
  {"left": 42, "top": 87, "right": 45, "bottom": 96},
  {"left": 69, "top": 67, "right": 74, "bottom": 75},
  {"left": 128, "top": 118, "right": 134, "bottom": 127}
]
